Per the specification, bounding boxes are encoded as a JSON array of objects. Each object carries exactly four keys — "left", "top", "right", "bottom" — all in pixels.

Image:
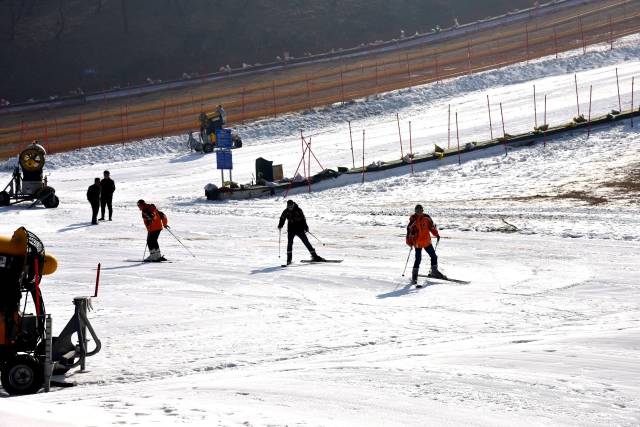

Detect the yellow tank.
[{"left": 0, "top": 227, "right": 57, "bottom": 275}]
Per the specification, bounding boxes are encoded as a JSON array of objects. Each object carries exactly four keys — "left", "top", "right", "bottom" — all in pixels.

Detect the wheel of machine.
[
  {"left": 203, "top": 142, "right": 214, "bottom": 153},
  {"left": 0, "top": 190, "right": 9, "bottom": 206},
  {"left": 43, "top": 194, "right": 60, "bottom": 209},
  {"left": 1, "top": 354, "right": 44, "bottom": 395}
]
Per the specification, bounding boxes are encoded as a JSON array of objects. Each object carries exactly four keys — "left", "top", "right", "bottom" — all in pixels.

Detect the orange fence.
[{"left": 1, "top": 2, "right": 639, "bottom": 159}]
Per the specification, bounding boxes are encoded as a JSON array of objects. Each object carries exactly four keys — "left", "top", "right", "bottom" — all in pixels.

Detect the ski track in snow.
[{"left": 0, "top": 35, "right": 639, "bottom": 426}]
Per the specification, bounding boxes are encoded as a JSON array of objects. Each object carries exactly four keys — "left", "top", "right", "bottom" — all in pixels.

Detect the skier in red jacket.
[
  {"left": 406, "top": 204, "right": 443, "bottom": 284},
  {"left": 137, "top": 199, "right": 168, "bottom": 262}
]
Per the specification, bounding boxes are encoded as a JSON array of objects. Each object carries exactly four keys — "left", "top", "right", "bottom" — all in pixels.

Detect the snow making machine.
[
  {"left": 195, "top": 111, "right": 242, "bottom": 153},
  {"left": 0, "top": 227, "right": 101, "bottom": 395},
  {"left": 0, "top": 141, "right": 60, "bottom": 208}
]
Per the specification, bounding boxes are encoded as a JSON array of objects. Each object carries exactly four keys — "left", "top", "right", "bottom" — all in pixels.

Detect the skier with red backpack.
[
  {"left": 406, "top": 204, "right": 444, "bottom": 284},
  {"left": 137, "top": 199, "right": 168, "bottom": 262}
]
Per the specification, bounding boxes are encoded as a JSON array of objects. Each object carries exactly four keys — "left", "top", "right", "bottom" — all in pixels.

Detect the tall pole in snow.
[
  {"left": 455, "top": 112, "right": 461, "bottom": 165},
  {"left": 533, "top": 85, "right": 538, "bottom": 129},
  {"left": 361, "top": 129, "right": 366, "bottom": 184},
  {"left": 487, "top": 95, "right": 493, "bottom": 140},
  {"left": 543, "top": 94, "right": 548, "bottom": 147},
  {"left": 615, "top": 68, "right": 622, "bottom": 112},
  {"left": 587, "top": 85, "right": 593, "bottom": 137},
  {"left": 396, "top": 113, "right": 404, "bottom": 159},
  {"left": 348, "top": 120, "right": 355, "bottom": 168},
  {"left": 408, "top": 121, "right": 414, "bottom": 174},
  {"left": 447, "top": 104, "right": 451, "bottom": 149},
  {"left": 500, "top": 102, "right": 507, "bottom": 156},
  {"left": 631, "top": 76, "right": 635, "bottom": 128},
  {"left": 574, "top": 74, "right": 581, "bottom": 117}
]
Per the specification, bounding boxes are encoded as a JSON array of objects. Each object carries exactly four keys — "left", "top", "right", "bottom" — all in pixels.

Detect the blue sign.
[
  {"left": 216, "top": 149, "right": 233, "bottom": 170},
  {"left": 216, "top": 129, "right": 233, "bottom": 149}
]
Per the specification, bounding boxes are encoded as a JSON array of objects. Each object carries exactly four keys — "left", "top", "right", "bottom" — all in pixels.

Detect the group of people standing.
[{"left": 86, "top": 170, "right": 116, "bottom": 225}]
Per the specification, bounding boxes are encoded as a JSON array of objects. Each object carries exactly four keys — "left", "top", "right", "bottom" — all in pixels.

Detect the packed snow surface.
[{"left": 0, "top": 36, "right": 639, "bottom": 426}]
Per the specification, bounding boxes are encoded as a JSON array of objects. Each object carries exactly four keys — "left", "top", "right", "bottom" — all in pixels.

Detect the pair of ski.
[
  {"left": 415, "top": 274, "right": 470, "bottom": 287},
  {"left": 281, "top": 259, "right": 343, "bottom": 267},
  {"left": 125, "top": 257, "right": 171, "bottom": 263}
]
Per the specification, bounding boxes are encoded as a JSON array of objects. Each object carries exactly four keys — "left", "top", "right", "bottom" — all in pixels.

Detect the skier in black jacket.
[
  {"left": 277, "top": 200, "right": 324, "bottom": 265},
  {"left": 86, "top": 178, "right": 101, "bottom": 225},
  {"left": 99, "top": 170, "right": 115, "bottom": 221}
]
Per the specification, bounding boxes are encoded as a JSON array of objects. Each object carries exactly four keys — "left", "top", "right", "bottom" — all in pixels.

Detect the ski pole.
[
  {"left": 143, "top": 244, "right": 148, "bottom": 262},
  {"left": 306, "top": 231, "right": 325, "bottom": 246},
  {"left": 164, "top": 227, "right": 196, "bottom": 258},
  {"left": 278, "top": 228, "right": 282, "bottom": 259},
  {"left": 401, "top": 246, "right": 413, "bottom": 277}
]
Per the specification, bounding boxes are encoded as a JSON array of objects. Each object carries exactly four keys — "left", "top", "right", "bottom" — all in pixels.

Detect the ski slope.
[{"left": 0, "top": 35, "right": 639, "bottom": 426}]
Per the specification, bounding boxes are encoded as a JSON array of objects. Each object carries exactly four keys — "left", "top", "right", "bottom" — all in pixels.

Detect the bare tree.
[
  {"left": 54, "top": 0, "right": 65, "bottom": 40},
  {"left": 120, "top": 0, "right": 129, "bottom": 34},
  {"left": 6, "top": 0, "right": 27, "bottom": 41}
]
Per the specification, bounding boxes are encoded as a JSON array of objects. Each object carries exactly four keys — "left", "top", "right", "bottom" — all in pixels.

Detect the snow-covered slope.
[{"left": 0, "top": 36, "right": 638, "bottom": 426}]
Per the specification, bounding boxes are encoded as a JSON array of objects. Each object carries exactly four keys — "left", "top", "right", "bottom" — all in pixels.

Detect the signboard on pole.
[{"left": 216, "top": 149, "right": 233, "bottom": 170}]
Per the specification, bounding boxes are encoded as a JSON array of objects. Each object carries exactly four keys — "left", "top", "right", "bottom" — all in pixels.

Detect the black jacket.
[
  {"left": 278, "top": 203, "right": 308, "bottom": 234},
  {"left": 100, "top": 177, "right": 116, "bottom": 197},
  {"left": 87, "top": 184, "right": 100, "bottom": 204}
]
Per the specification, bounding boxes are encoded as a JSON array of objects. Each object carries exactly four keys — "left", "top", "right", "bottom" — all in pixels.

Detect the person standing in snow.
[
  {"left": 406, "top": 204, "right": 443, "bottom": 284},
  {"left": 137, "top": 199, "right": 168, "bottom": 262},
  {"left": 87, "top": 178, "right": 101, "bottom": 225},
  {"left": 216, "top": 104, "right": 226, "bottom": 127},
  {"left": 277, "top": 200, "right": 324, "bottom": 265},
  {"left": 99, "top": 170, "right": 115, "bottom": 221}
]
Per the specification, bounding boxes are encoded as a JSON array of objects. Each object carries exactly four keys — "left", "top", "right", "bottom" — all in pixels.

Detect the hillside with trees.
[{"left": 0, "top": 0, "right": 534, "bottom": 103}]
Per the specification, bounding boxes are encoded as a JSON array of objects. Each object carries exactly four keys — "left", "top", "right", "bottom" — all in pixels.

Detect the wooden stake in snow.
[
  {"left": 408, "top": 121, "right": 414, "bottom": 175},
  {"left": 361, "top": 129, "right": 366, "bottom": 184},
  {"left": 587, "top": 85, "right": 593, "bottom": 137},
  {"left": 348, "top": 120, "right": 355, "bottom": 168}
]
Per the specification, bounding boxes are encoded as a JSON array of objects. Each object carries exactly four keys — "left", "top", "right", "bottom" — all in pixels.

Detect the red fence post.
[
  {"left": 466, "top": 41, "right": 472, "bottom": 75},
  {"left": 272, "top": 81, "right": 277, "bottom": 118},
  {"left": 306, "top": 76, "right": 311, "bottom": 109},
  {"left": 340, "top": 71, "right": 345, "bottom": 104},
  {"left": 609, "top": 15, "right": 613, "bottom": 50},
  {"left": 396, "top": 113, "right": 404, "bottom": 159},
  {"left": 579, "top": 17, "right": 586, "bottom": 55},
  {"left": 525, "top": 23, "right": 530, "bottom": 62},
  {"left": 406, "top": 53, "right": 411, "bottom": 82},
  {"left": 161, "top": 101, "right": 166, "bottom": 139},
  {"left": 241, "top": 88, "right": 246, "bottom": 124},
  {"left": 553, "top": 27, "right": 559, "bottom": 59}
]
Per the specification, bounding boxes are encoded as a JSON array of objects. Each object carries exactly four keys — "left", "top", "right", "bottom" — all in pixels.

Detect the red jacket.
[
  {"left": 140, "top": 203, "right": 167, "bottom": 232},
  {"left": 406, "top": 213, "right": 439, "bottom": 248}
]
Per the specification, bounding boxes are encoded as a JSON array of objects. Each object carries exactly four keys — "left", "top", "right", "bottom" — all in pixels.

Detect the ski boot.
[
  {"left": 145, "top": 249, "right": 163, "bottom": 262},
  {"left": 311, "top": 251, "right": 325, "bottom": 262},
  {"left": 410, "top": 268, "right": 419, "bottom": 285},
  {"left": 428, "top": 265, "right": 446, "bottom": 279}
]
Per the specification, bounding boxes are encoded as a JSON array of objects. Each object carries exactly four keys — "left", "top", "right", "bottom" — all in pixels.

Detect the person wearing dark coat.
[
  {"left": 277, "top": 200, "right": 324, "bottom": 265},
  {"left": 99, "top": 170, "right": 116, "bottom": 221},
  {"left": 86, "top": 178, "right": 101, "bottom": 225}
]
